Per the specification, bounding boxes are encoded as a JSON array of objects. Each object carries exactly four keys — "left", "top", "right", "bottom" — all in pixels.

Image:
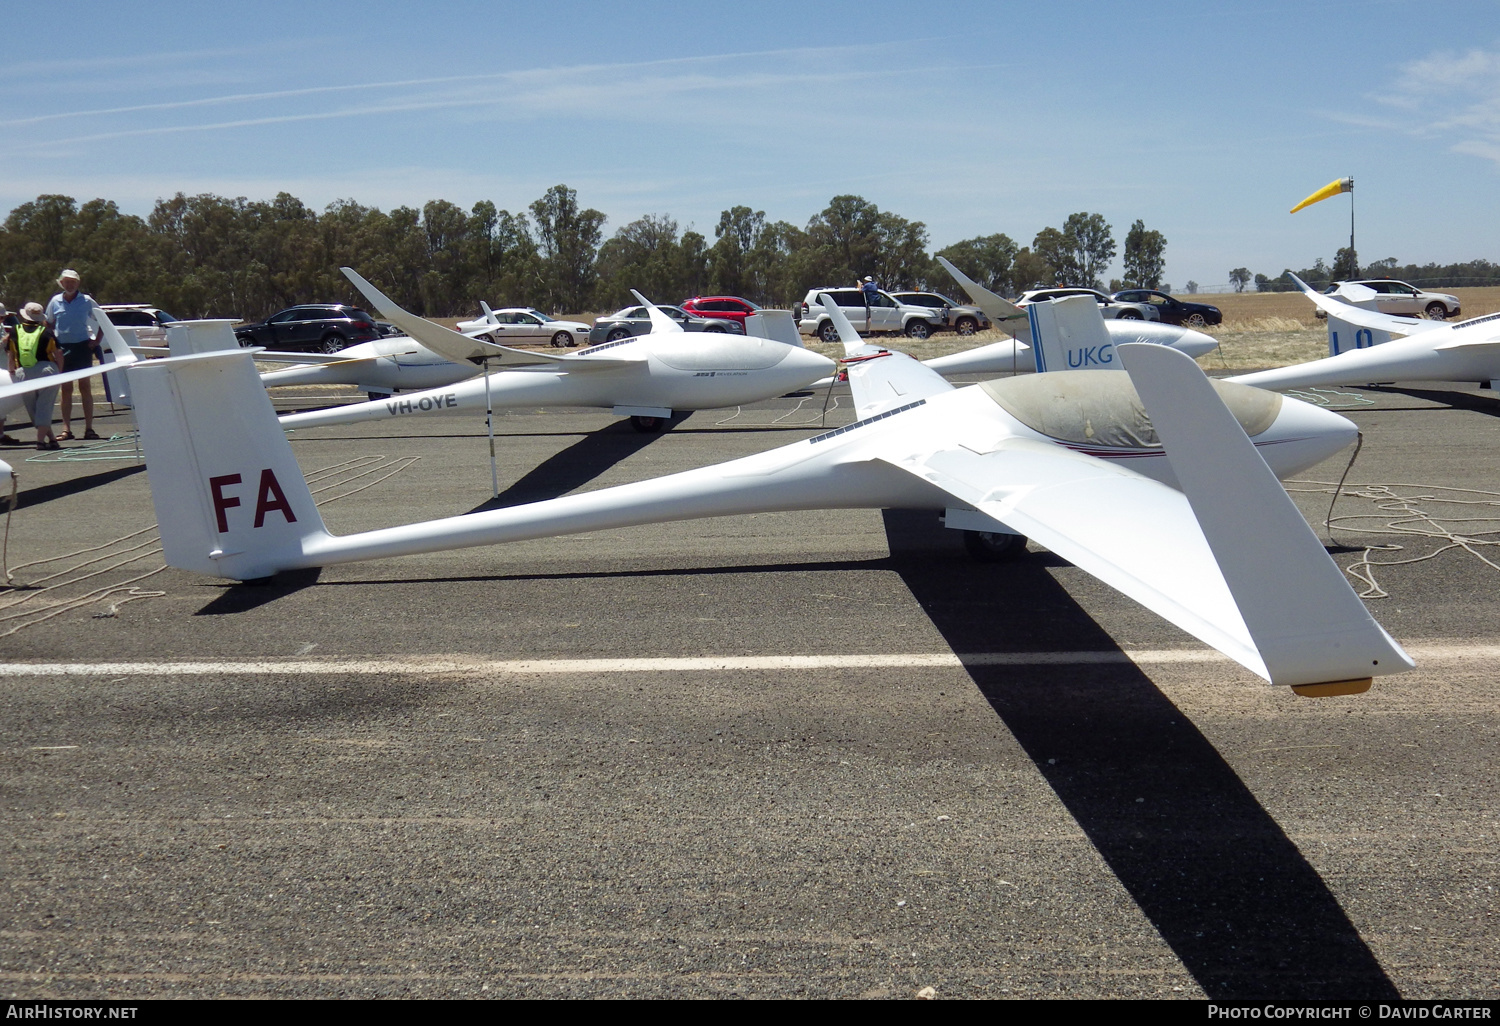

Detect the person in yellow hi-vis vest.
[{"left": 4, "top": 302, "right": 63, "bottom": 450}]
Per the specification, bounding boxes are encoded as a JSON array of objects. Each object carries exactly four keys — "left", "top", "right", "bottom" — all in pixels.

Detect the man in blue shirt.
[
  {"left": 860, "top": 275, "right": 879, "bottom": 336},
  {"left": 45, "top": 269, "right": 101, "bottom": 440}
]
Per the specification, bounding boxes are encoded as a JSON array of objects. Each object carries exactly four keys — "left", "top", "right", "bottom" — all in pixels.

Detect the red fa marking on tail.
[
  {"left": 209, "top": 474, "right": 242, "bottom": 532},
  {"left": 208, "top": 470, "right": 296, "bottom": 532},
  {"left": 254, "top": 468, "right": 297, "bottom": 528}
]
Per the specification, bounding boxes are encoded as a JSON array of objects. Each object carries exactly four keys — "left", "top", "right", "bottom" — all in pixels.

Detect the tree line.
[
  {"left": 1236, "top": 249, "right": 1500, "bottom": 293},
  {"left": 2, "top": 185, "right": 1171, "bottom": 319}
]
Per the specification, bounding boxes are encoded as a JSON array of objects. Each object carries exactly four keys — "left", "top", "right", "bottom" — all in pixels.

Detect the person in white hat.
[
  {"left": 5, "top": 302, "right": 63, "bottom": 450},
  {"left": 45, "top": 268, "right": 102, "bottom": 440},
  {"left": 860, "top": 275, "right": 879, "bottom": 336}
]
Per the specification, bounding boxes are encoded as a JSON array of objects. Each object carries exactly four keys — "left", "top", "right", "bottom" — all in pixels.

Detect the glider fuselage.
[{"left": 277, "top": 333, "right": 834, "bottom": 430}]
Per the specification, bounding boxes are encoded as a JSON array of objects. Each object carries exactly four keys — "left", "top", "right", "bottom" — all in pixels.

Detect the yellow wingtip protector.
[{"left": 1291, "top": 677, "right": 1373, "bottom": 698}]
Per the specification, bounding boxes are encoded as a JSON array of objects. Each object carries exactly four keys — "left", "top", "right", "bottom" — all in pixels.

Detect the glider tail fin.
[
  {"left": 1027, "top": 295, "right": 1115, "bottom": 373},
  {"left": 129, "top": 350, "right": 330, "bottom": 581},
  {"left": 1119, "top": 342, "right": 1412, "bottom": 692}
]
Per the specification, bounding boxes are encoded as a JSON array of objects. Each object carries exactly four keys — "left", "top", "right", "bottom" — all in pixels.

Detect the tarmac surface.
[{"left": 0, "top": 374, "right": 1497, "bottom": 999}]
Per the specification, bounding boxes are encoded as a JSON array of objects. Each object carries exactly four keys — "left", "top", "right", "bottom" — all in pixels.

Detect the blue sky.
[{"left": 2, "top": 0, "right": 1497, "bottom": 290}]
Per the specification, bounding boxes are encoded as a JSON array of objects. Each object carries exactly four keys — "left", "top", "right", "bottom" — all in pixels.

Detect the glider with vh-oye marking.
[
  {"left": 126, "top": 294, "right": 1407, "bottom": 695},
  {"left": 1228, "top": 275, "right": 1500, "bottom": 393},
  {"left": 276, "top": 270, "right": 835, "bottom": 433}
]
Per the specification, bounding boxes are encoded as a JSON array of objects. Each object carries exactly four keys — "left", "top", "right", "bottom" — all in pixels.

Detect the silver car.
[
  {"left": 1016, "top": 288, "right": 1158, "bottom": 321},
  {"left": 888, "top": 291, "right": 991, "bottom": 336},
  {"left": 588, "top": 305, "right": 741, "bottom": 344},
  {"left": 457, "top": 307, "right": 591, "bottom": 347}
]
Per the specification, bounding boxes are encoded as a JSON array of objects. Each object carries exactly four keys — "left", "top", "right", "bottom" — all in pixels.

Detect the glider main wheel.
[
  {"left": 955, "top": 316, "right": 978, "bottom": 336},
  {"left": 963, "top": 529, "right": 1027, "bottom": 562},
  {"left": 606, "top": 328, "right": 631, "bottom": 342},
  {"left": 1116, "top": 310, "right": 1142, "bottom": 320},
  {"left": 1425, "top": 302, "right": 1448, "bottom": 320},
  {"left": 319, "top": 333, "right": 347, "bottom": 354},
  {"left": 551, "top": 330, "right": 573, "bottom": 348},
  {"left": 1184, "top": 312, "right": 1208, "bottom": 328},
  {"left": 630, "top": 415, "right": 665, "bottom": 433},
  {"left": 818, "top": 321, "right": 841, "bottom": 344},
  {"left": 905, "top": 320, "right": 932, "bottom": 340},
  {"left": 367, "top": 391, "right": 390, "bottom": 402}
]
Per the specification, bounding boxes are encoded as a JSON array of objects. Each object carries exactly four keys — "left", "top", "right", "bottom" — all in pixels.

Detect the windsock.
[{"left": 1290, "top": 177, "right": 1353, "bottom": 214}]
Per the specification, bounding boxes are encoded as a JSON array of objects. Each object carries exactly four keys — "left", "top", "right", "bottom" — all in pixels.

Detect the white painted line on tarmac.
[
  {"left": 0, "top": 653, "right": 1194, "bottom": 676},
  {"left": 0, "top": 644, "right": 1489, "bottom": 678}
]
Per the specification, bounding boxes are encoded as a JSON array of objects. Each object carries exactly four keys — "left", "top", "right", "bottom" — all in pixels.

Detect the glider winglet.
[
  {"left": 341, "top": 267, "right": 552, "bottom": 367},
  {"left": 628, "top": 290, "right": 686, "bottom": 334},
  {"left": 1119, "top": 342, "right": 1412, "bottom": 691},
  {"left": 936, "top": 256, "right": 1032, "bottom": 342}
]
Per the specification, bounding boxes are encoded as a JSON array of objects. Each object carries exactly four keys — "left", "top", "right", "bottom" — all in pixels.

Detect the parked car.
[
  {"left": 97, "top": 304, "right": 178, "bottom": 344},
  {"left": 887, "top": 291, "right": 991, "bottom": 335},
  {"left": 1016, "top": 287, "right": 1157, "bottom": 321},
  {"left": 456, "top": 307, "right": 591, "bottom": 347},
  {"left": 588, "top": 304, "right": 742, "bottom": 344},
  {"left": 796, "top": 288, "right": 944, "bottom": 342},
  {"left": 680, "top": 296, "right": 761, "bottom": 328},
  {"left": 235, "top": 304, "right": 382, "bottom": 353},
  {"left": 1316, "top": 280, "right": 1460, "bottom": 320},
  {"left": 1111, "top": 289, "right": 1222, "bottom": 328}
]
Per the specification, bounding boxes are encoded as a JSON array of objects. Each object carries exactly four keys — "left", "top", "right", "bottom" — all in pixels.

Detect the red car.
[{"left": 680, "top": 296, "right": 760, "bottom": 327}]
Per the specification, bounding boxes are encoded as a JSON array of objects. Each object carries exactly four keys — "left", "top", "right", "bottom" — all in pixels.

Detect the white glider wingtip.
[
  {"left": 340, "top": 267, "right": 520, "bottom": 365},
  {"left": 1118, "top": 342, "right": 1412, "bottom": 691},
  {"left": 817, "top": 294, "right": 866, "bottom": 355},
  {"left": 628, "top": 289, "right": 685, "bottom": 334},
  {"left": 93, "top": 309, "right": 139, "bottom": 366},
  {"left": 936, "top": 256, "right": 1032, "bottom": 342}
]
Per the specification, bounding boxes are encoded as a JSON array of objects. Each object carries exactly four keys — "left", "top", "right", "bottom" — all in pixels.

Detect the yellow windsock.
[{"left": 1290, "top": 177, "right": 1353, "bottom": 214}]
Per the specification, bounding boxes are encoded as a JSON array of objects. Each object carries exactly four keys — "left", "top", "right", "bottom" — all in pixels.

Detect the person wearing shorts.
[
  {"left": 5, "top": 303, "right": 62, "bottom": 450},
  {"left": 45, "top": 269, "right": 101, "bottom": 441}
]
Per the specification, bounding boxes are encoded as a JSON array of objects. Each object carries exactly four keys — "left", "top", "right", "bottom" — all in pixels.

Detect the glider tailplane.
[
  {"left": 1027, "top": 295, "right": 1114, "bottom": 373},
  {"left": 1118, "top": 342, "right": 1412, "bottom": 692},
  {"left": 129, "top": 350, "right": 330, "bottom": 581}
]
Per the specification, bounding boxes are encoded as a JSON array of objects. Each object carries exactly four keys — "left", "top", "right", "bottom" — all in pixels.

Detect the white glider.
[
  {"left": 275, "top": 270, "right": 835, "bottom": 433},
  {"left": 125, "top": 295, "right": 1405, "bottom": 694},
  {"left": 1230, "top": 275, "right": 1500, "bottom": 393},
  {"left": 930, "top": 256, "right": 1219, "bottom": 377}
]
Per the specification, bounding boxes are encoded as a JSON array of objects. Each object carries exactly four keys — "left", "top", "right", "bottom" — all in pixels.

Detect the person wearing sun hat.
[
  {"left": 5, "top": 302, "right": 63, "bottom": 450},
  {"left": 45, "top": 268, "right": 102, "bottom": 441}
]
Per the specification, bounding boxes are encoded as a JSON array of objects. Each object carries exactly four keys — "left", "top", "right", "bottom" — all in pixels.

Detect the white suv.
[
  {"left": 1318, "top": 280, "right": 1460, "bottom": 320},
  {"left": 797, "top": 288, "right": 944, "bottom": 342},
  {"left": 98, "top": 304, "right": 178, "bottom": 344}
]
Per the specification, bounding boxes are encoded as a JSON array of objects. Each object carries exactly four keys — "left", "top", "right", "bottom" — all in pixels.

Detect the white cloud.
[{"left": 1372, "top": 43, "right": 1500, "bottom": 168}]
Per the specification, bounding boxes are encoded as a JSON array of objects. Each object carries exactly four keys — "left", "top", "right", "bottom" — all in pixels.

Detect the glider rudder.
[
  {"left": 129, "top": 350, "right": 329, "bottom": 581},
  {"left": 1118, "top": 342, "right": 1412, "bottom": 692}
]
